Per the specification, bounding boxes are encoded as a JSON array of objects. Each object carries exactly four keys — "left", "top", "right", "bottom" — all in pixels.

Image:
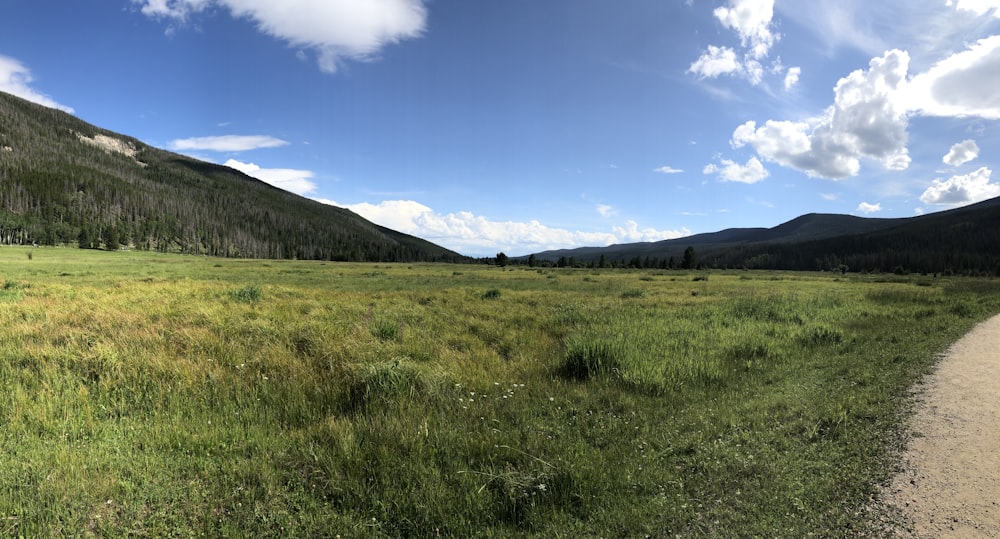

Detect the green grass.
[{"left": 0, "top": 248, "right": 998, "bottom": 536}]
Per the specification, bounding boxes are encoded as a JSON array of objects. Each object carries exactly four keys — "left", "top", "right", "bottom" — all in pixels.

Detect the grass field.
[{"left": 1, "top": 247, "right": 998, "bottom": 537}]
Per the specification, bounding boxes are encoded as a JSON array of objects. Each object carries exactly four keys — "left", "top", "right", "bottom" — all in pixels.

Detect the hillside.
[
  {"left": 0, "top": 91, "right": 463, "bottom": 262},
  {"left": 529, "top": 199, "right": 1000, "bottom": 274}
]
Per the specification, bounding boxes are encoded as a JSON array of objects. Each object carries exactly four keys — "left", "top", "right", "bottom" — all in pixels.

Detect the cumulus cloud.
[
  {"left": 703, "top": 156, "right": 769, "bottom": 184},
  {"left": 856, "top": 202, "right": 882, "bottom": 213},
  {"left": 689, "top": 0, "right": 779, "bottom": 85},
  {"left": 906, "top": 35, "right": 1000, "bottom": 120},
  {"left": 653, "top": 165, "right": 684, "bottom": 174},
  {"left": 316, "top": 199, "right": 689, "bottom": 255},
  {"left": 689, "top": 46, "right": 742, "bottom": 79},
  {"left": 731, "top": 34, "right": 1000, "bottom": 181},
  {"left": 732, "top": 49, "right": 911, "bottom": 179},
  {"left": 0, "top": 55, "right": 74, "bottom": 113},
  {"left": 943, "top": 139, "right": 980, "bottom": 166},
  {"left": 133, "top": 0, "right": 427, "bottom": 73},
  {"left": 713, "top": 0, "right": 777, "bottom": 59},
  {"left": 920, "top": 167, "right": 1000, "bottom": 206},
  {"left": 169, "top": 135, "right": 289, "bottom": 152},
  {"left": 224, "top": 159, "right": 317, "bottom": 196}
]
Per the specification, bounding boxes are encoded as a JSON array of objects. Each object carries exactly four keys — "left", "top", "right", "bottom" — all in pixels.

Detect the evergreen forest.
[{"left": 0, "top": 91, "right": 463, "bottom": 262}]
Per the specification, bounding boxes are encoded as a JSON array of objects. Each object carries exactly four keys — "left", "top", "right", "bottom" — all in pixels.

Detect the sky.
[{"left": 1, "top": 0, "right": 999, "bottom": 257}]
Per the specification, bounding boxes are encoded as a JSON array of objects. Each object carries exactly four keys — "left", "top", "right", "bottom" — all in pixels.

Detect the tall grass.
[{"left": 0, "top": 248, "right": 997, "bottom": 536}]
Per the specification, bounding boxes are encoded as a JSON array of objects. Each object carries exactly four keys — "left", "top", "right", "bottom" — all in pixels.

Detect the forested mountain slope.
[
  {"left": 0, "top": 91, "right": 463, "bottom": 261},
  {"left": 529, "top": 198, "right": 1000, "bottom": 275}
]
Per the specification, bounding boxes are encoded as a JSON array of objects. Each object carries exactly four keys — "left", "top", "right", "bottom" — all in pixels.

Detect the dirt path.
[{"left": 882, "top": 314, "right": 1000, "bottom": 537}]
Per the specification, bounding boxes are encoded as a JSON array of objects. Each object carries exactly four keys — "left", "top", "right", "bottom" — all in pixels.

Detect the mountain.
[
  {"left": 0, "top": 91, "right": 463, "bottom": 262},
  {"left": 528, "top": 199, "right": 1000, "bottom": 275}
]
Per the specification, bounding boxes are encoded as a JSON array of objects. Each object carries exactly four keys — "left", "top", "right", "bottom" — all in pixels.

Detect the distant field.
[{"left": 1, "top": 247, "right": 998, "bottom": 537}]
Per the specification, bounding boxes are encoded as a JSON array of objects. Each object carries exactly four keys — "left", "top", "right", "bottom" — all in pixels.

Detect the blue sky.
[{"left": 1, "top": 0, "right": 999, "bottom": 256}]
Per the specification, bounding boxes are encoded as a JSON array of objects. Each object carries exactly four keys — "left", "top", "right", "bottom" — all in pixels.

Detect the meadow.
[{"left": 0, "top": 247, "right": 998, "bottom": 537}]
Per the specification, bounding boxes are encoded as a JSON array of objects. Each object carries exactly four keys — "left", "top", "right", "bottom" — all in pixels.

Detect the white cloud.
[
  {"left": 689, "top": 0, "right": 779, "bottom": 86},
  {"left": 653, "top": 165, "right": 684, "bottom": 174},
  {"left": 905, "top": 35, "right": 1000, "bottom": 120},
  {"left": 316, "top": 199, "right": 689, "bottom": 255},
  {"left": 133, "top": 0, "right": 427, "bottom": 73},
  {"left": 713, "top": 0, "right": 777, "bottom": 59},
  {"left": 731, "top": 34, "right": 1000, "bottom": 181},
  {"left": 947, "top": 0, "right": 1000, "bottom": 17},
  {"left": 136, "top": 0, "right": 212, "bottom": 19},
  {"left": 224, "top": 159, "right": 317, "bottom": 196},
  {"left": 943, "top": 139, "right": 980, "bottom": 166},
  {"left": 783, "top": 66, "right": 801, "bottom": 90},
  {"left": 856, "top": 201, "right": 882, "bottom": 213},
  {"left": 703, "top": 156, "right": 769, "bottom": 184},
  {"left": 0, "top": 55, "right": 74, "bottom": 113},
  {"left": 732, "top": 49, "right": 911, "bottom": 179},
  {"left": 920, "top": 167, "right": 1000, "bottom": 206},
  {"left": 169, "top": 135, "right": 289, "bottom": 152},
  {"left": 596, "top": 204, "right": 617, "bottom": 217},
  {"left": 689, "top": 46, "right": 741, "bottom": 79},
  {"left": 613, "top": 220, "right": 691, "bottom": 243}
]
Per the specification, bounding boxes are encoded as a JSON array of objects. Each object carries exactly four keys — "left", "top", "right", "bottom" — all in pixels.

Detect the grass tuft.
[
  {"left": 560, "top": 335, "right": 623, "bottom": 380},
  {"left": 620, "top": 288, "right": 645, "bottom": 299},
  {"left": 228, "top": 283, "right": 263, "bottom": 303},
  {"left": 481, "top": 288, "right": 502, "bottom": 300}
]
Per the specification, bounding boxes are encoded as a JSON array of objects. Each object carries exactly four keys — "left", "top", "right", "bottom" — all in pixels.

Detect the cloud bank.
[
  {"left": 133, "top": 0, "right": 427, "bottom": 73},
  {"left": 316, "top": 199, "right": 690, "bottom": 256}
]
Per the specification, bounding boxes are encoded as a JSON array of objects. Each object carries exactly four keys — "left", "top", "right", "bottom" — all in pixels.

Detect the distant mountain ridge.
[
  {"left": 529, "top": 199, "right": 1000, "bottom": 274},
  {"left": 0, "top": 90, "right": 463, "bottom": 262}
]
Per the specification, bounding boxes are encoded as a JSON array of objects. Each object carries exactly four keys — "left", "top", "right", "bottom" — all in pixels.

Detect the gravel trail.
[{"left": 883, "top": 314, "right": 1000, "bottom": 537}]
